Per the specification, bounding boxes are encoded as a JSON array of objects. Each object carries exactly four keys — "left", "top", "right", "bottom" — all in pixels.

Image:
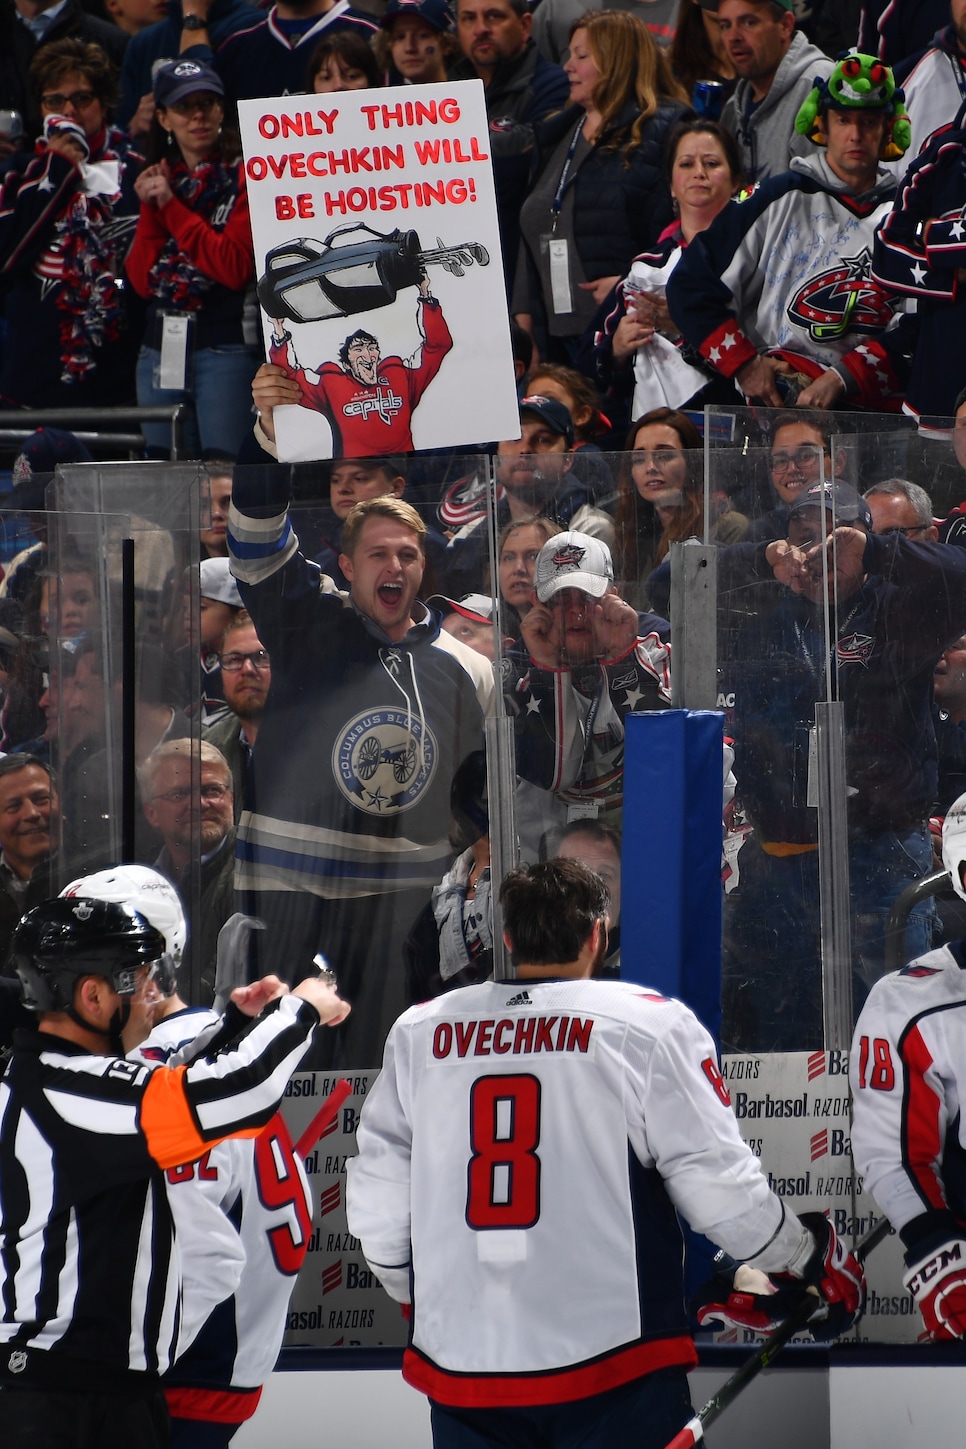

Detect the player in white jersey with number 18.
[{"left": 347, "top": 859, "right": 866, "bottom": 1449}]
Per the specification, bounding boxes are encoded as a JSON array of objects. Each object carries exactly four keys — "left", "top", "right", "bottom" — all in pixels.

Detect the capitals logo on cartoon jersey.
[
  {"left": 334, "top": 707, "right": 438, "bottom": 814},
  {"left": 787, "top": 248, "right": 896, "bottom": 341}
]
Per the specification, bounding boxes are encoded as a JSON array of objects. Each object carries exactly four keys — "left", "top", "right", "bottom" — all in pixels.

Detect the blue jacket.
[{"left": 118, "top": 0, "right": 257, "bottom": 128}]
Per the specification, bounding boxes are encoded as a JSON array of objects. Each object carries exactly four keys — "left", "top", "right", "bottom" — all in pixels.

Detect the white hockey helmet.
[
  {"left": 942, "top": 794, "right": 966, "bottom": 903},
  {"left": 60, "top": 865, "right": 186, "bottom": 995}
]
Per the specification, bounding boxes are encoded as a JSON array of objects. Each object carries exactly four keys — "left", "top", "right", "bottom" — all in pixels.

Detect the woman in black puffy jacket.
[{"left": 513, "top": 9, "right": 690, "bottom": 366}]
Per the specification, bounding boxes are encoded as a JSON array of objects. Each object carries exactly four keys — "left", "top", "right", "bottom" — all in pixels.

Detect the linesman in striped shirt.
[{"left": 0, "top": 886, "right": 348, "bottom": 1449}]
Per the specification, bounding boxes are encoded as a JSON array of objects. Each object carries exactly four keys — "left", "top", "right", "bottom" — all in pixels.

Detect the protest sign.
[{"left": 238, "top": 81, "right": 520, "bottom": 462}]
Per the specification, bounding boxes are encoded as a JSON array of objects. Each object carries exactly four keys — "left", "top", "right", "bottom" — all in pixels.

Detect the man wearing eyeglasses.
[
  {"left": 140, "top": 738, "right": 235, "bottom": 1001},
  {"left": 864, "top": 477, "right": 939, "bottom": 543},
  {"left": 204, "top": 612, "right": 271, "bottom": 821}
]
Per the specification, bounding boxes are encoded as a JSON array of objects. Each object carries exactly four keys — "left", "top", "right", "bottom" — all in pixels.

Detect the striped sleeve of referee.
[{"left": 140, "top": 994, "right": 319, "bottom": 1170}]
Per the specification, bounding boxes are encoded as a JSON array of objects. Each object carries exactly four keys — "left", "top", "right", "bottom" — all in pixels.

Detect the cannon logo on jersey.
[
  {"left": 333, "top": 707, "right": 438, "bottom": 814},
  {"left": 786, "top": 248, "right": 896, "bottom": 340}
]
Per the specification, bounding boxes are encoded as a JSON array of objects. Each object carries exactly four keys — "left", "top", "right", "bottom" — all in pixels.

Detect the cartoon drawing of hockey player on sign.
[{"left": 256, "top": 222, "right": 488, "bottom": 457}]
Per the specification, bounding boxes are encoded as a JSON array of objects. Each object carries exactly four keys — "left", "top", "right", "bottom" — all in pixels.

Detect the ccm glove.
[
  {"left": 903, "top": 1234, "right": 966, "bottom": 1341},
  {"left": 691, "top": 1251, "right": 815, "bottom": 1335},
  {"left": 781, "top": 1212, "right": 865, "bottom": 1340}
]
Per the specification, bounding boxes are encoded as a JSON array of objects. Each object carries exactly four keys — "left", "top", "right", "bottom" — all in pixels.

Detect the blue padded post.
[{"left": 620, "top": 709, "right": 723, "bottom": 1043}]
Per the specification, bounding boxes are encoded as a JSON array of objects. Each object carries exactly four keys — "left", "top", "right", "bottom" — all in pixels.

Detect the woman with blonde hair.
[{"left": 513, "top": 9, "right": 690, "bottom": 364}]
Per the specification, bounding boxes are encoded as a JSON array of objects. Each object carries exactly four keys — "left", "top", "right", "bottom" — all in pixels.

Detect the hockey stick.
[
  {"left": 664, "top": 1215, "right": 892, "bottom": 1449},
  {"left": 295, "top": 1078, "right": 353, "bottom": 1159}
]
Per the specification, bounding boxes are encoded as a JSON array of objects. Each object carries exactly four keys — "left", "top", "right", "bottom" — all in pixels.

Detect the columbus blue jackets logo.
[
  {"left": 837, "top": 632, "right": 874, "bottom": 666},
  {"left": 786, "top": 249, "right": 895, "bottom": 341},
  {"left": 550, "top": 543, "right": 585, "bottom": 573},
  {"left": 334, "top": 708, "right": 437, "bottom": 814}
]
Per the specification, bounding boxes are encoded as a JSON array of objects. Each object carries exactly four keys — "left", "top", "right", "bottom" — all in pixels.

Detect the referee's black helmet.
[{"left": 11, "top": 898, "right": 167, "bottom": 1013}]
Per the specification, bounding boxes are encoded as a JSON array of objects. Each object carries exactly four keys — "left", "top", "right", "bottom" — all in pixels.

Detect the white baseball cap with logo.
[{"left": 533, "top": 531, "right": 614, "bottom": 603}]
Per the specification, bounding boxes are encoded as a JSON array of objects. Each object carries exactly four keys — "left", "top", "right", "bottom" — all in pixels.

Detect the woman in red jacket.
[{"left": 126, "top": 58, "right": 257, "bottom": 459}]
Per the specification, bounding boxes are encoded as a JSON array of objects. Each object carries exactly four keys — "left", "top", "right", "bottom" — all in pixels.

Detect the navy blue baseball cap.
[
  {"left": 154, "top": 59, "right": 224, "bottom": 109},
  {"left": 519, "top": 394, "right": 575, "bottom": 449},
  {"left": 789, "top": 481, "right": 873, "bottom": 530},
  {"left": 381, "top": 0, "right": 454, "bottom": 31}
]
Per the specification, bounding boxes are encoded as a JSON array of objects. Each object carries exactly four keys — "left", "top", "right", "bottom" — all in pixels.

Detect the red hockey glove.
[
  {"left": 777, "top": 1212, "right": 865, "bottom": 1341},
  {"left": 691, "top": 1251, "right": 815, "bottom": 1335},
  {"left": 903, "top": 1235, "right": 966, "bottom": 1341}
]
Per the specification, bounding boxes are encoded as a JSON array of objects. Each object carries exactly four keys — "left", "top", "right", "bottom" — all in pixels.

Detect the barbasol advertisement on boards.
[{"left": 238, "top": 81, "right": 520, "bottom": 462}]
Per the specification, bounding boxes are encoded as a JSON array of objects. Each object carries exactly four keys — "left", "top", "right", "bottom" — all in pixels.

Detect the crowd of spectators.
[{"left": 3, "top": 0, "right": 966, "bottom": 1071}]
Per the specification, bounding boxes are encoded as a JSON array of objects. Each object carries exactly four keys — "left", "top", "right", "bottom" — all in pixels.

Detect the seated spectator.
[
  {"left": 375, "top": 0, "right": 456, "bottom": 86},
  {"left": 200, "top": 459, "right": 233, "bottom": 558},
  {"left": 872, "top": 95, "right": 966, "bottom": 418},
  {"left": 404, "top": 749, "right": 493, "bottom": 1000},
  {"left": 203, "top": 610, "right": 271, "bottom": 820},
  {"left": 179, "top": 556, "right": 243, "bottom": 720},
  {"left": 428, "top": 593, "right": 502, "bottom": 661},
  {"left": 743, "top": 415, "right": 832, "bottom": 542},
  {"left": 308, "top": 28, "right": 383, "bottom": 90},
  {"left": 717, "top": 0, "right": 831, "bottom": 183},
  {"left": 212, "top": 0, "right": 377, "bottom": 105},
  {"left": 497, "top": 514, "right": 562, "bottom": 640},
  {"left": 524, "top": 361, "right": 615, "bottom": 508},
  {"left": 555, "top": 816, "right": 622, "bottom": 975},
  {"left": 668, "top": 0, "right": 736, "bottom": 106},
  {"left": 0, "top": 753, "right": 59, "bottom": 974},
  {"left": 595, "top": 119, "right": 744, "bottom": 424},
  {"left": 614, "top": 407, "right": 748, "bottom": 612},
  {"left": 140, "top": 737, "right": 235, "bottom": 1001},
  {"left": 314, "top": 457, "right": 406, "bottom": 588},
  {"left": 507, "top": 529, "right": 671, "bottom": 832},
  {"left": 443, "top": 396, "right": 614, "bottom": 596},
  {"left": 669, "top": 53, "right": 911, "bottom": 411},
  {"left": 0, "top": 39, "right": 141, "bottom": 410},
  {"left": 864, "top": 477, "right": 939, "bottom": 541},
  {"left": 513, "top": 10, "right": 689, "bottom": 365},
  {"left": 126, "top": 59, "right": 257, "bottom": 460},
  {"left": 39, "top": 555, "right": 98, "bottom": 642},
  {"left": 0, "top": 0, "right": 127, "bottom": 150}
]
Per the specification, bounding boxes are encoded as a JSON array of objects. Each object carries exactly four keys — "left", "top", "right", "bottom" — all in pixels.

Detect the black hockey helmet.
[{"left": 11, "top": 897, "right": 167, "bottom": 1014}]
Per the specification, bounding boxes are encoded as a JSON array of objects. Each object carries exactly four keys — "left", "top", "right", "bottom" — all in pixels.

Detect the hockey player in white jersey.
[
  {"left": 851, "top": 793, "right": 966, "bottom": 1342},
  {"left": 347, "top": 859, "right": 866, "bottom": 1449},
  {"left": 62, "top": 866, "right": 316, "bottom": 1448}
]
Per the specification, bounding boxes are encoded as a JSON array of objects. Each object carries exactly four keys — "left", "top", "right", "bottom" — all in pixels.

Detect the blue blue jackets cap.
[
  {"left": 154, "top": 59, "right": 225, "bottom": 108},
  {"left": 381, "top": 0, "right": 454, "bottom": 30},
  {"left": 518, "top": 394, "right": 575, "bottom": 448},
  {"left": 789, "top": 481, "right": 873, "bottom": 530}
]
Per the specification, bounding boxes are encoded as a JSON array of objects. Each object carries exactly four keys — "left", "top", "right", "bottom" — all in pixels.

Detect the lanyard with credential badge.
[{"left": 546, "top": 118, "right": 585, "bottom": 316}]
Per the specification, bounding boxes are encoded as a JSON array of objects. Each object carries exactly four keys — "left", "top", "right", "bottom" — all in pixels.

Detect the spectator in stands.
[
  {"left": 497, "top": 514, "right": 562, "bottom": 639},
  {"left": 669, "top": 0, "right": 736, "bottom": 106},
  {"left": 507, "top": 529, "right": 671, "bottom": 831},
  {"left": 859, "top": 0, "right": 949, "bottom": 65},
  {"left": 103, "top": 0, "right": 167, "bottom": 39},
  {"left": 744, "top": 414, "right": 832, "bottom": 541},
  {"left": 885, "top": 0, "right": 966, "bottom": 170},
  {"left": 308, "top": 28, "right": 383, "bottom": 90},
  {"left": 614, "top": 407, "right": 748, "bottom": 611},
  {"left": 669, "top": 54, "right": 911, "bottom": 411},
  {"left": 228, "top": 490, "right": 494, "bottom": 1067},
  {"left": 203, "top": 610, "right": 270, "bottom": 821},
  {"left": 525, "top": 361, "right": 614, "bottom": 506},
  {"left": 181, "top": 555, "right": 243, "bottom": 720},
  {"left": 0, "top": 0, "right": 127, "bottom": 149},
  {"left": 0, "top": 753, "right": 59, "bottom": 973},
  {"left": 140, "top": 737, "right": 235, "bottom": 1001},
  {"left": 212, "top": 0, "right": 376, "bottom": 105},
  {"left": 933, "top": 633, "right": 966, "bottom": 813},
  {"left": 0, "top": 428, "right": 93, "bottom": 610},
  {"left": 375, "top": 0, "right": 456, "bottom": 87},
  {"left": 314, "top": 457, "right": 407, "bottom": 589},
  {"left": 716, "top": 0, "right": 832, "bottom": 182},
  {"left": 595, "top": 119, "right": 745, "bottom": 424},
  {"left": 872, "top": 96, "right": 966, "bottom": 418},
  {"left": 54, "top": 635, "right": 108, "bottom": 869},
  {"left": 442, "top": 395, "right": 614, "bottom": 597},
  {"left": 720, "top": 480, "right": 966, "bottom": 1051},
  {"left": 864, "top": 477, "right": 939, "bottom": 541},
  {"left": 429, "top": 593, "right": 501, "bottom": 661},
  {"left": 0, "top": 39, "right": 142, "bottom": 411},
  {"left": 513, "top": 11, "right": 689, "bottom": 366},
  {"left": 39, "top": 556, "right": 98, "bottom": 642},
  {"left": 116, "top": 0, "right": 255, "bottom": 137},
  {"left": 450, "top": 0, "right": 568, "bottom": 291},
  {"left": 532, "top": 0, "right": 679, "bottom": 65},
  {"left": 200, "top": 460, "right": 232, "bottom": 559},
  {"left": 404, "top": 749, "right": 493, "bottom": 1000},
  {"left": 126, "top": 59, "right": 257, "bottom": 460},
  {"left": 556, "top": 816, "right": 622, "bottom": 973}
]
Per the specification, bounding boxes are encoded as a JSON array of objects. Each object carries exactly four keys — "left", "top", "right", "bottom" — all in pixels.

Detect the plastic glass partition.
[{"left": 46, "top": 463, "right": 205, "bottom": 997}]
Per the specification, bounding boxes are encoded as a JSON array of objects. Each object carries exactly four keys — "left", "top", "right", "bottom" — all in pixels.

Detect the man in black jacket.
[{"left": 0, "top": 0, "right": 127, "bottom": 147}]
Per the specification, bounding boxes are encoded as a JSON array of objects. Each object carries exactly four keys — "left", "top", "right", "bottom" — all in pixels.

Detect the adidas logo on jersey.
[{"left": 505, "top": 991, "right": 532, "bottom": 1006}]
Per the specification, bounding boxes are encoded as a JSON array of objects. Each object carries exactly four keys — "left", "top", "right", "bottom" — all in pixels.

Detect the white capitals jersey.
[
  {"left": 132, "top": 1007, "right": 313, "bottom": 1414},
  {"left": 346, "top": 977, "right": 805, "bottom": 1408},
  {"left": 851, "top": 942, "right": 966, "bottom": 1235}
]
